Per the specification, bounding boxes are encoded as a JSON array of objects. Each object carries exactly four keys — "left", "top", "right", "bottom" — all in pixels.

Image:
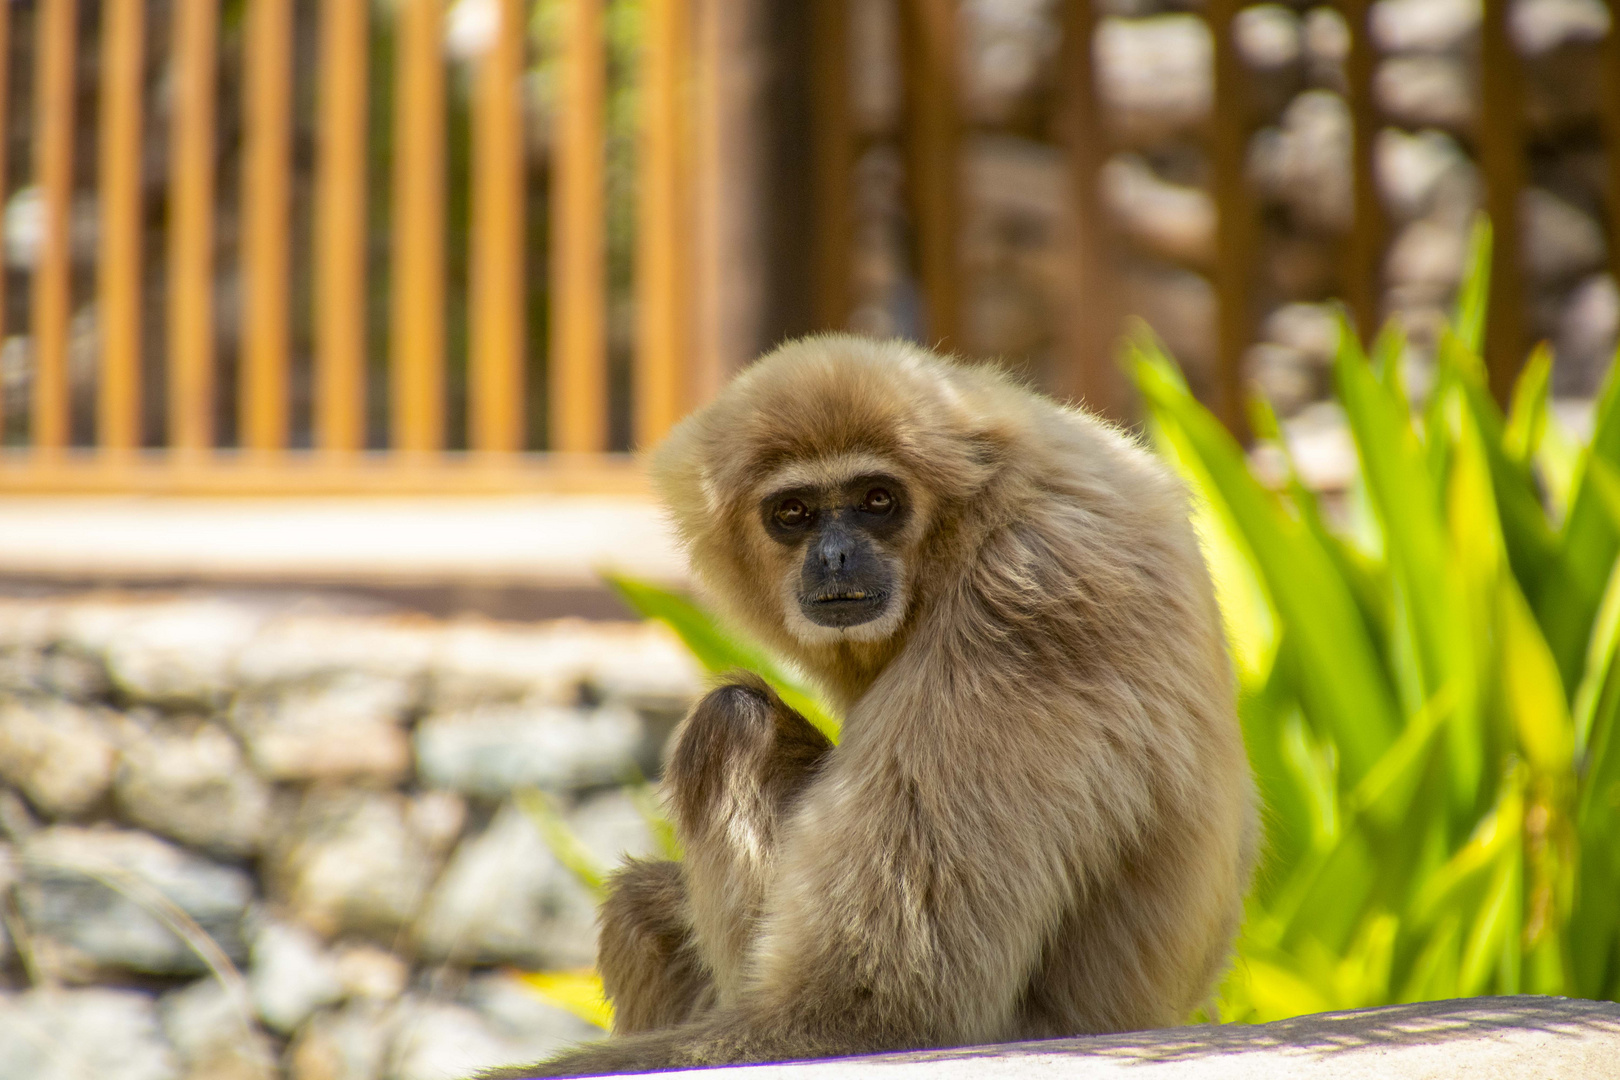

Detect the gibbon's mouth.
[{"left": 801, "top": 589, "right": 889, "bottom": 628}]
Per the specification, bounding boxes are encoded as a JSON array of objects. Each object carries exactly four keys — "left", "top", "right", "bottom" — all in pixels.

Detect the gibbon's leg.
[
  {"left": 595, "top": 859, "right": 714, "bottom": 1033},
  {"left": 663, "top": 675, "right": 833, "bottom": 1005}
]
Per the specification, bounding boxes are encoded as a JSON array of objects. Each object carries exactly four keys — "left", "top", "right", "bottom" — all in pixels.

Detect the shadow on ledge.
[{"left": 667, "top": 997, "right": 1620, "bottom": 1078}]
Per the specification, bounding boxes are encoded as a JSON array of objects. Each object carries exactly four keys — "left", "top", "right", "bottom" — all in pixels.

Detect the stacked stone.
[{"left": 0, "top": 593, "right": 705, "bottom": 1080}]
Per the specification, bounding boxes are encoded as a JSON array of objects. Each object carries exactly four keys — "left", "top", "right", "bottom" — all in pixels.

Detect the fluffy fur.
[{"left": 485, "top": 334, "right": 1256, "bottom": 1077}]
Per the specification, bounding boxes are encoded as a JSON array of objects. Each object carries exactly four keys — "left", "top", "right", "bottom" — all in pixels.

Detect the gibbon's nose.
[{"left": 816, "top": 525, "right": 854, "bottom": 571}]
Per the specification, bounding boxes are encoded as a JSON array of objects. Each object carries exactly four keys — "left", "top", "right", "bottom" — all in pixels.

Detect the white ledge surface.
[{"left": 621, "top": 997, "right": 1620, "bottom": 1079}]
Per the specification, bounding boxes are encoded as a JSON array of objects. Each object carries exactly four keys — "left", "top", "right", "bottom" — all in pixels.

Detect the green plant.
[
  {"left": 597, "top": 218, "right": 1620, "bottom": 1023},
  {"left": 1135, "top": 218, "right": 1620, "bottom": 1019}
]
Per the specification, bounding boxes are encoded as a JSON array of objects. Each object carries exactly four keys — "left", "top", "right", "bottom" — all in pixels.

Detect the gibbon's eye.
[
  {"left": 860, "top": 488, "right": 895, "bottom": 514},
  {"left": 775, "top": 498, "right": 811, "bottom": 527}
]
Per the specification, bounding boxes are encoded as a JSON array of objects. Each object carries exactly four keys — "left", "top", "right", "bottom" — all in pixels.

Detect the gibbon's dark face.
[{"left": 759, "top": 474, "right": 910, "bottom": 629}]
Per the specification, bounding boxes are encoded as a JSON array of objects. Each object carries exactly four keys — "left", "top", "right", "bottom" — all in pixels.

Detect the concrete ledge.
[{"left": 654, "top": 997, "right": 1620, "bottom": 1079}]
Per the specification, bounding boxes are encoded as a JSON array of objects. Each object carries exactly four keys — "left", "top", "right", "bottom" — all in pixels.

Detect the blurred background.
[{"left": 0, "top": 0, "right": 1618, "bottom": 1077}]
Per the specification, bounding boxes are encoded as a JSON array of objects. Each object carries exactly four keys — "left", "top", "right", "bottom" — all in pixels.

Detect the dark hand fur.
[{"left": 483, "top": 336, "right": 1256, "bottom": 1077}]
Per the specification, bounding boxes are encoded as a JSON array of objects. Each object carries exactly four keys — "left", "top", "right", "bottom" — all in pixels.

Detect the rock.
[
  {"left": 0, "top": 987, "right": 179, "bottom": 1080},
  {"left": 158, "top": 978, "right": 277, "bottom": 1080},
  {"left": 115, "top": 719, "right": 274, "bottom": 857},
  {"left": 1512, "top": 0, "right": 1610, "bottom": 55},
  {"left": 1386, "top": 214, "right": 1471, "bottom": 299},
  {"left": 1248, "top": 91, "right": 1353, "bottom": 232},
  {"left": 960, "top": 0, "right": 1059, "bottom": 124},
  {"left": 0, "top": 598, "right": 59, "bottom": 694},
  {"left": 414, "top": 800, "right": 571, "bottom": 967},
  {"left": 332, "top": 942, "right": 410, "bottom": 1002},
  {"left": 1521, "top": 187, "right": 1607, "bottom": 284},
  {"left": 417, "top": 790, "right": 658, "bottom": 969},
  {"left": 248, "top": 915, "right": 345, "bottom": 1034},
  {"left": 429, "top": 619, "right": 702, "bottom": 711},
  {"left": 0, "top": 698, "right": 118, "bottom": 817},
  {"left": 101, "top": 599, "right": 266, "bottom": 707},
  {"left": 1372, "top": 0, "right": 1480, "bottom": 52},
  {"left": 1095, "top": 15, "right": 1212, "bottom": 141},
  {"left": 1375, "top": 128, "right": 1470, "bottom": 222},
  {"left": 230, "top": 673, "right": 415, "bottom": 782},
  {"left": 268, "top": 789, "right": 441, "bottom": 940},
  {"left": 414, "top": 702, "right": 645, "bottom": 797},
  {"left": 387, "top": 993, "right": 594, "bottom": 1080},
  {"left": 235, "top": 614, "right": 438, "bottom": 689},
  {"left": 1555, "top": 273, "right": 1620, "bottom": 396},
  {"left": 1375, "top": 55, "right": 1474, "bottom": 129},
  {"left": 14, "top": 826, "right": 253, "bottom": 977},
  {"left": 1234, "top": 4, "right": 1301, "bottom": 70},
  {"left": 1302, "top": 7, "right": 1350, "bottom": 78},
  {"left": 288, "top": 1000, "right": 394, "bottom": 1080},
  {"left": 1100, "top": 153, "right": 1215, "bottom": 267}
]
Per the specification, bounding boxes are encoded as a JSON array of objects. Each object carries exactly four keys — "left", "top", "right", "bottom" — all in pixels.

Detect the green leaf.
[
  {"left": 1335, "top": 321, "right": 1481, "bottom": 809},
  {"left": 1540, "top": 346, "right": 1620, "bottom": 691},
  {"left": 1504, "top": 343, "right": 1552, "bottom": 464},
  {"left": 1497, "top": 575, "right": 1575, "bottom": 777},
  {"left": 1453, "top": 215, "right": 1492, "bottom": 356},
  {"left": 1131, "top": 342, "right": 1399, "bottom": 783},
  {"left": 605, "top": 574, "right": 842, "bottom": 741}
]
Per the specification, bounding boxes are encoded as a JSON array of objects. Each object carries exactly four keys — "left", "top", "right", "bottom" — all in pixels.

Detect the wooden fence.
[{"left": 0, "top": 0, "right": 1616, "bottom": 493}]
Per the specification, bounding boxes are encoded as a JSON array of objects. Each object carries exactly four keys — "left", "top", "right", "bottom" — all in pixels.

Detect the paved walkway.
[{"left": 0, "top": 495, "right": 686, "bottom": 588}]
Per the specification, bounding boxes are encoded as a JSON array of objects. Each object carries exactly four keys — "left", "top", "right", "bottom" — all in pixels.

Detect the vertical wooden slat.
[
  {"left": 897, "top": 0, "right": 961, "bottom": 349},
  {"left": 315, "top": 0, "right": 368, "bottom": 453},
  {"left": 241, "top": 0, "right": 293, "bottom": 452},
  {"left": 470, "top": 0, "right": 528, "bottom": 454},
  {"left": 1056, "top": 0, "right": 1128, "bottom": 419},
  {"left": 168, "top": 0, "right": 218, "bottom": 453},
  {"left": 634, "top": 0, "right": 689, "bottom": 448},
  {"left": 1599, "top": 13, "right": 1620, "bottom": 301},
  {"left": 810, "top": 0, "right": 853, "bottom": 333},
  {"left": 0, "top": 0, "right": 11, "bottom": 435},
  {"left": 1208, "top": 0, "right": 1255, "bottom": 437},
  {"left": 31, "top": 0, "right": 77, "bottom": 452},
  {"left": 99, "top": 0, "right": 143, "bottom": 453},
  {"left": 390, "top": 0, "right": 445, "bottom": 454},
  {"left": 1479, "top": 0, "right": 1526, "bottom": 402},
  {"left": 547, "top": 0, "right": 604, "bottom": 452},
  {"left": 1342, "top": 0, "right": 1384, "bottom": 345}
]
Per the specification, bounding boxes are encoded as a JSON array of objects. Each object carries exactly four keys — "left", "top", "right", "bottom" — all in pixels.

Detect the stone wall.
[{"left": 0, "top": 592, "right": 705, "bottom": 1080}]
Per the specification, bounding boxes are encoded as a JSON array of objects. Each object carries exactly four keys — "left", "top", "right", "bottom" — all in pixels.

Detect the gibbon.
[{"left": 485, "top": 334, "right": 1256, "bottom": 1078}]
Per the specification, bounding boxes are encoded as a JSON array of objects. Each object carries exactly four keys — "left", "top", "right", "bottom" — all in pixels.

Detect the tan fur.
[{"left": 483, "top": 335, "right": 1256, "bottom": 1077}]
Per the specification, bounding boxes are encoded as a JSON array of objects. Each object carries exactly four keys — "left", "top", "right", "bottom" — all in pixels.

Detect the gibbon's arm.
[{"left": 486, "top": 669, "right": 1112, "bottom": 1078}]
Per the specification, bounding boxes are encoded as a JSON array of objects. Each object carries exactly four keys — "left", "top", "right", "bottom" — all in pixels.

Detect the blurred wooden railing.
[
  {"left": 0, "top": 0, "right": 688, "bottom": 493},
  {"left": 1, "top": 0, "right": 1617, "bottom": 494}
]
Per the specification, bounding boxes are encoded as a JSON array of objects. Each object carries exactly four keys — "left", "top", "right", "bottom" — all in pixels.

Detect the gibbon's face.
[{"left": 757, "top": 466, "right": 914, "bottom": 644}]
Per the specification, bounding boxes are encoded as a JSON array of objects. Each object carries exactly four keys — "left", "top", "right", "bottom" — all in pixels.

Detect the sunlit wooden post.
[
  {"left": 548, "top": 0, "right": 606, "bottom": 452},
  {"left": 635, "top": 0, "right": 691, "bottom": 448},
  {"left": 31, "top": 0, "right": 77, "bottom": 452},
  {"left": 1342, "top": 0, "right": 1384, "bottom": 345},
  {"left": 1208, "top": 0, "right": 1255, "bottom": 438},
  {"left": 99, "top": 0, "right": 145, "bottom": 454},
  {"left": 1599, "top": 10, "right": 1620, "bottom": 306},
  {"left": 1480, "top": 0, "right": 1526, "bottom": 402},
  {"left": 1056, "top": 0, "right": 1128, "bottom": 420},
  {"left": 241, "top": 0, "right": 293, "bottom": 453},
  {"left": 169, "top": 0, "right": 218, "bottom": 453},
  {"left": 897, "top": 0, "right": 961, "bottom": 350},
  {"left": 0, "top": 1, "right": 8, "bottom": 434},
  {"left": 315, "top": 0, "right": 369, "bottom": 454},
  {"left": 471, "top": 0, "right": 528, "bottom": 455},
  {"left": 811, "top": 0, "right": 853, "bottom": 334},
  {"left": 391, "top": 0, "right": 446, "bottom": 455}
]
